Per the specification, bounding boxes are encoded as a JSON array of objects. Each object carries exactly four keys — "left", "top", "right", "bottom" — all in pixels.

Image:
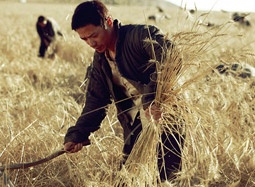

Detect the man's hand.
[
  {"left": 145, "top": 104, "right": 162, "bottom": 122},
  {"left": 64, "top": 140, "right": 90, "bottom": 153}
]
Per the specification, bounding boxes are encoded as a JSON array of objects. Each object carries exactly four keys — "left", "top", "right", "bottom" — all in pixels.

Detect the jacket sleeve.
[
  {"left": 140, "top": 25, "right": 172, "bottom": 109},
  {"left": 64, "top": 53, "right": 112, "bottom": 144}
]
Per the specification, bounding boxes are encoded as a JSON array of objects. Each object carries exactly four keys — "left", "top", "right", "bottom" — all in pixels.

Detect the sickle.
[
  {"left": 0, "top": 149, "right": 65, "bottom": 173},
  {"left": 0, "top": 140, "right": 90, "bottom": 173}
]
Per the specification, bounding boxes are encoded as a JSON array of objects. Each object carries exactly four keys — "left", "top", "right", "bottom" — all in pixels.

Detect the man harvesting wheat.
[
  {"left": 63, "top": 0, "right": 184, "bottom": 182},
  {"left": 36, "top": 15, "right": 63, "bottom": 58}
]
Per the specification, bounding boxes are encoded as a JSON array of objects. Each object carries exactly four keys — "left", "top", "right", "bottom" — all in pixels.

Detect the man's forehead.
[{"left": 76, "top": 24, "right": 100, "bottom": 38}]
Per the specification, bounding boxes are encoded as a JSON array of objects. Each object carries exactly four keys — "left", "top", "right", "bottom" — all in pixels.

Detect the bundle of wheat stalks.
[{"left": 114, "top": 25, "right": 225, "bottom": 186}]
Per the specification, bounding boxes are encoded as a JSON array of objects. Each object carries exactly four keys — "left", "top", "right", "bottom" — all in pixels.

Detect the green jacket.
[{"left": 64, "top": 20, "right": 172, "bottom": 145}]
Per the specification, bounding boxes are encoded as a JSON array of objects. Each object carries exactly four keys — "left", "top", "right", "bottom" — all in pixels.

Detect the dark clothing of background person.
[
  {"left": 64, "top": 20, "right": 184, "bottom": 181},
  {"left": 36, "top": 16, "right": 63, "bottom": 58}
]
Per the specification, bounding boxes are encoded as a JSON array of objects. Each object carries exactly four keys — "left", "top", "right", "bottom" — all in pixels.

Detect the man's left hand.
[{"left": 145, "top": 104, "right": 162, "bottom": 122}]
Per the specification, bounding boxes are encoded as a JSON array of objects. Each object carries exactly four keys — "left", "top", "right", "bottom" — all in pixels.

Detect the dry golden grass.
[{"left": 1, "top": 1, "right": 255, "bottom": 187}]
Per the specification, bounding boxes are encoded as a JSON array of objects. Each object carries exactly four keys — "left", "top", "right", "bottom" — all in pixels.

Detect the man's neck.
[
  {"left": 108, "top": 36, "right": 117, "bottom": 53},
  {"left": 108, "top": 21, "right": 117, "bottom": 52}
]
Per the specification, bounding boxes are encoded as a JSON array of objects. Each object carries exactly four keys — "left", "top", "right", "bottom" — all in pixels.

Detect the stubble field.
[{"left": 1, "top": 1, "right": 255, "bottom": 187}]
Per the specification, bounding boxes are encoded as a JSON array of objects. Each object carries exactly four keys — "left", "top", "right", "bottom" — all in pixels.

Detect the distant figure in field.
[
  {"left": 189, "top": 9, "right": 196, "bottom": 14},
  {"left": 147, "top": 6, "right": 170, "bottom": 23},
  {"left": 232, "top": 12, "right": 251, "bottom": 27},
  {"left": 36, "top": 15, "right": 63, "bottom": 58},
  {"left": 215, "top": 63, "right": 255, "bottom": 78}
]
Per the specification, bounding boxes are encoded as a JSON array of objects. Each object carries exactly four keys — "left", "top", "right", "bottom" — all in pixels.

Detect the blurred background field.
[{"left": 1, "top": 1, "right": 255, "bottom": 186}]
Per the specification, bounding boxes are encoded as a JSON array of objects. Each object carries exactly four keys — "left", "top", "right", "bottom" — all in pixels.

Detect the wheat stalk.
[{"left": 113, "top": 25, "right": 224, "bottom": 186}]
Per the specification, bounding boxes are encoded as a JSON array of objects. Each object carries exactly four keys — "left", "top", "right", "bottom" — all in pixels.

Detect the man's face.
[
  {"left": 38, "top": 20, "right": 47, "bottom": 28},
  {"left": 76, "top": 24, "right": 111, "bottom": 53}
]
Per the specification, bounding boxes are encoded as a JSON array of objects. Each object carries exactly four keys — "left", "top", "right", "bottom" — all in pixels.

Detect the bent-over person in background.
[
  {"left": 36, "top": 15, "right": 63, "bottom": 58},
  {"left": 63, "top": 0, "right": 184, "bottom": 182}
]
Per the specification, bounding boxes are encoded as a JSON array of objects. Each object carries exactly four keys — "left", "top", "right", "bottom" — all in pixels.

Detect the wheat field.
[{"left": 1, "top": 1, "right": 255, "bottom": 187}]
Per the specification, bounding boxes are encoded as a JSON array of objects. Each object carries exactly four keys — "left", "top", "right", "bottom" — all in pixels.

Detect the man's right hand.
[{"left": 64, "top": 140, "right": 90, "bottom": 153}]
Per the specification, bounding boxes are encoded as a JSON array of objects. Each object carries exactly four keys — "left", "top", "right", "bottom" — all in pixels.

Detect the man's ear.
[{"left": 105, "top": 16, "right": 113, "bottom": 27}]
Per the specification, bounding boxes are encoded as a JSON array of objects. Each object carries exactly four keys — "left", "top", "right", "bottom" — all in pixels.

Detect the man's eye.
[{"left": 92, "top": 34, "right": 98, "bottom": 38}]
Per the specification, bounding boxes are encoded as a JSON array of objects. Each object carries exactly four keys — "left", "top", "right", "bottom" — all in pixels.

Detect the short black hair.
[
  {"left": 71, "top": 0, "right": 108, "bottom": 30},
  {"left": 38, "top": 15, "right": 45, "bottom": 23}
]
